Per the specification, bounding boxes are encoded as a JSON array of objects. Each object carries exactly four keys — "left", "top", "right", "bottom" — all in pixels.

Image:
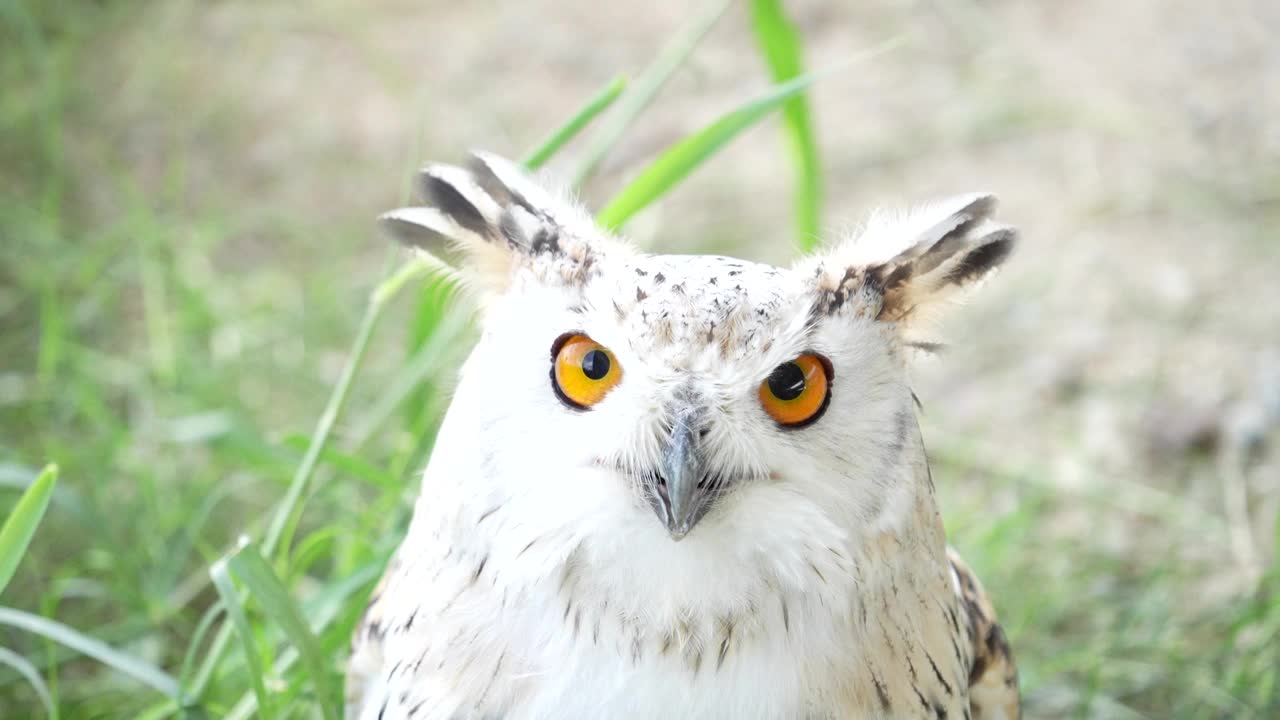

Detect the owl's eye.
[
  {"left": 758, "top": 353, "right": 832, "bottom": 428},
  {"left": 551, "top": 333, "right": 623, "bottom": 410}
]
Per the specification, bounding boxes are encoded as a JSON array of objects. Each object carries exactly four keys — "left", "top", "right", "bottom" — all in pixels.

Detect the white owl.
[{"left": 346, "top": 153, "right": 1020, "bottom": 720}]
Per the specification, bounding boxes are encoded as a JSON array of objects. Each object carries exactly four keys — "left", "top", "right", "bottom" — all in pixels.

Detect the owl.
[{"left": 346, "top": 152, "right": 1020, "bottom": 719}]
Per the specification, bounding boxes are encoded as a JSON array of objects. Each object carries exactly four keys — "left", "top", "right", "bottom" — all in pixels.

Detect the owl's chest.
[
  {"left": 370, "top": 537, "right": 966, "bottom": 720},
  {"left": 378, "top": 581, "right": 865, "bottom": 718}
]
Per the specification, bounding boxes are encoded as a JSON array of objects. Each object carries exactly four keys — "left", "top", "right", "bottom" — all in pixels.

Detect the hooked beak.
[{"left": 651, "top": 409, "right": 713, "bottom": 540}]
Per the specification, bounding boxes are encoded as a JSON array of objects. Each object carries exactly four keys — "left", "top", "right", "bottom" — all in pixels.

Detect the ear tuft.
[
  {"left": 378, "top": 151, "right": 621, "bottom": 293},
  {"left": 416, "top": 164, "right": 502, "bottom": 239},
  {"left": 870, "top": 196, "right": 1016, "bottom": 324},
  {"left": 938, "top": 228, "right": 1015, "bottom": 286},
  {"left": 468, "top": 151, "right": 553, "bottom": 217},
  {"left": 884, "top": 193, "right": 998, "bottom": 268},
  {"left": 806, "top": 193, "right": 1017, "bottom": 329},
  {"left": 378, "top": 206, "right": 484, "bottom": 267}
]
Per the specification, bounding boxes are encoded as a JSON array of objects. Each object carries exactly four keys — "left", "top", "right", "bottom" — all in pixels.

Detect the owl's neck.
[
  {"left": 385, "top": 464, "right": 945, "bottom": 720},
  {"left": 408, "top": 433, "right": 948, "bottom": 645}
]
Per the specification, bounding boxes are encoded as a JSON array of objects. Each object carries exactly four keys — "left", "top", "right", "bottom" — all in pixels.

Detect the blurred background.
[{"left": 2, "top": 0, "right": 1278, "bottom": 717}]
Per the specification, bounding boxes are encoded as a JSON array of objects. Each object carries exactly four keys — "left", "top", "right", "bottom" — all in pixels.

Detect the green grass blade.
[
  {"left": 749, "top": 0, "right": 823, "bottom": 250},
  {"left": 132, "top": 700, "right": 180, "bottom": 720},
  {"left": 225, "top": 543, "right": 338, "bottom": 720},
  {"left": 222, "top": 560, "right": 384, "bottom": 720},
  {"left": 0, "top": 646, "right": 56, "bottom": 719},
  {"left": 191, "top": 251, "right": 431, "bottom": 706},
  {"left": 522, "top": 75, "right": 628, "bottom": 170},
  {"left": 176, "top": 600, "right": 225, "bottom": 704},
  {"left": 349, "top": 309, "right": 473, "bottom": 449},
  {"left": 0, "top": 607, "right": 179, "bottom": 699},
  {"left": 281, "top": 435, "right": 397, "bottom": 490},
  {"left": 0, "top": 463, "right": 57, "bottom": 596},
  {"left": 263, "top": 254, "right": 391, "bottom": 560},
  {"left": 596, "top": 72, "right": 819, "bottom": 231},
  {"left": 369, "top": 255, "right": 437, "bottom": 308},
  {"left": 571, "top": 0, "right": 732, "bottom": 186},
  {"left": 209, "top": 560, "right": 273, "bottom": 720},
  {"left": 596, "top": 38, "right": 902, "bottom": 231},
  {"left": 267, "top": 252, "right": 436, "bottom": 563}
]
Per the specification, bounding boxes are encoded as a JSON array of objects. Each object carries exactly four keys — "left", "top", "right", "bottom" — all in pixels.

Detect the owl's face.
[
  {"left": 388, "top": 153, "right": 1012, "bottom": 599},
  {"left": 453, "top": 251, "right": 912, "bottom": 551}
]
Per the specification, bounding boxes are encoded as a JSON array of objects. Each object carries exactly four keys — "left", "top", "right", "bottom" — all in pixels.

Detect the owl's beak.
[{"left": 654, "top": 409, "right": 711, "bottom": 541}]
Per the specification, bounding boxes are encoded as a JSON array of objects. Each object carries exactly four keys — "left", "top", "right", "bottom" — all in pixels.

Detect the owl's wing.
[
  {"left": 948, "top": 547, "right": 1021, "bottom": 720},
  {"left": 345, "top": 562, "right": 395, "bottom": 719}
]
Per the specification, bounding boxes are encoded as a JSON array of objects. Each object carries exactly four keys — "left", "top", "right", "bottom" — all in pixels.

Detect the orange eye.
[
  {"left": 551, "top": 334, "right": 623, "bottom": 409},
  {"left": 758, "top": 353, "right": 832, "bottom": 427}
]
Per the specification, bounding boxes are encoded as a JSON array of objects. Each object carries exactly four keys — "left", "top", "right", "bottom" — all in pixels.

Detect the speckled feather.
[{"left": 352, "top": 152, "right": 1020, "bottom": 719}]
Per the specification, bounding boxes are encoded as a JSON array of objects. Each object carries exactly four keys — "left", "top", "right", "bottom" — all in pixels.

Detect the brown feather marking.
[
  {"left": 808, "top": 561, "right": 827, "bottom": 584},
  {"left": 948, "top": 548, "right": 1021, "bottom": 720},
  {"left": 716, "top": 616, "right": 735, "bottom": 670},
  {"left": 927, "top": 650, "right": 954, "bottom": 696},
  {"left": 473, "top": 649, "right": 506, "bottom": 710},
  {"left": 346, "top": 552, "right": 404, "bottom": 714},
  {"left": 872, "top": 672, "right": 893, "bottom": 712},
  {"left": 686, "top": 644, "right": 703, "bottom": 674},
  {"left": 516, "top": 537, "right": 539, "bottom": 557},
  {"left": 470, "top": 554, "right": 488, "bottom": 585}
]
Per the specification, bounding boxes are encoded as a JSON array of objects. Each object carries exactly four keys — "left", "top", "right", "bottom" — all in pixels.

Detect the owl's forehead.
[{"left": 582, "top": 254, "right": 808, "bottom": 363}]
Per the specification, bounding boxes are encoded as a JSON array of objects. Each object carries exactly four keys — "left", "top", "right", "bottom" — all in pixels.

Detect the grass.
[
  {"left": 748, "top": 0, "right": 822, "bottom": 251},
  {"left": 597, "top": 66, "right": 823, "bottom": 231},
  {"left": 0, "top": 464, "right": 57, "bottom": 596},
  {"left": 1, "top": 1, "right": 1277, "bottom": 718}
]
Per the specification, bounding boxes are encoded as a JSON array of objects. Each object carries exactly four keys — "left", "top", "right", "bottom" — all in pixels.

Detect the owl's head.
[{"left": 385, "top": 153, "right": 1014, "bottom": 583}]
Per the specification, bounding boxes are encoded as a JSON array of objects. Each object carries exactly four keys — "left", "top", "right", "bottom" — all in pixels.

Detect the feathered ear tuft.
[
  {"left": 806, "top": 193, "right": 1016, "bottom": 330},
  {"left": 869, "top": 194, "right": 1015, "bottom": 325},
  {"left": 379, "top": 152, "right": 624, "bottom": 293}
]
